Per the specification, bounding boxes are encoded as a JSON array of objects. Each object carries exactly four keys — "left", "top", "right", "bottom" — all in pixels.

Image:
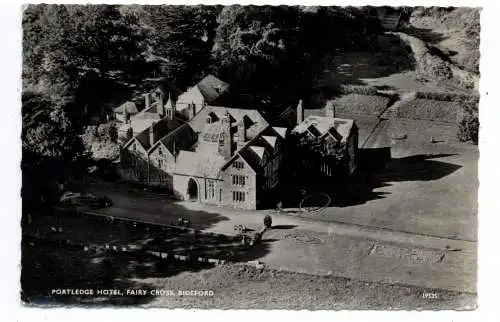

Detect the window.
[
  {"left": 206, "top": 116, "right": 212, "bottom": 124},
  {"left": 232, "top": 191, "right": 245, "bottom": 202},
  {"left": 158, "top": 147, "right": 162, "bottom": 156},
  {"left": 232, "top": 175, "right": 246, "bottom": 186},
  {"left": 232, "top": 161, "right": 244, "bottom": 169},
  {"left": 208, "top": 180, "right": 215, "bottom": 199},
  {"left": 132, "top": 143, "right": 136, "bottom": 152},
  {"left": 158, "top": 159, "right": 163, "bottom": 169}
]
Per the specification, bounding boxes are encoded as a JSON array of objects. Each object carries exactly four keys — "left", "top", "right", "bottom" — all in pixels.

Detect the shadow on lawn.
[
  {"left": 280, "top": 148, "right": 462, "bottom": 208},
  {"left": 21, "top": 202, "right": 275, "bottom": 306},
  {"left": 333, "top": 150, "right": 462, "bottom": 207}
]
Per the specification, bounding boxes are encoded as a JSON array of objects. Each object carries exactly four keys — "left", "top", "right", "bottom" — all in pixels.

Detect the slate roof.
[
  {"left": 130, "top": 117, "right": 185, "bottom": 151},
  {"left": 155, "top": 123, "right": 198, "bottom": 155},
  {"left": 249, "top": 146, "right": 265, "bottom": 160},
  {"left": 176, "top": 75, "right": 230, "bottom": 107},
  {"left": 189, "top": 106, "right": 269, "bottom": 140},
  {"left": 129, "top": 119, "right": 157, "bottom": 136},
  {"left": 114, "top": 101, "right": 138, "bottom": 114},
  {"left": 272, "top": 127, "right": 287, "bottom": 139},
  {"left": 174, "top": 150, "right": 226, "bottom": 178},
  {"left": 196, "top": 75, "right": 230, "bottom": 104},
  {"left": 275, "top": 106, "right": 297, "bottom": 128},
  {"left": 293, "top": 116, "right": 355, "bottom": 143},
  {"left": 261, "top": 136, "right": 277, "bottom": 149}
]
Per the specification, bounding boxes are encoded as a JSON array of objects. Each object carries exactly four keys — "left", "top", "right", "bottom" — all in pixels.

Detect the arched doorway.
[{"left": 187, "top": 178, "right": 198, "bottom": 201}]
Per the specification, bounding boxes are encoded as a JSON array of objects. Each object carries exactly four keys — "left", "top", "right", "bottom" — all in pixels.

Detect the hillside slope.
[{"left": 407, "top": 7, "right": 480, "bottom": 75}]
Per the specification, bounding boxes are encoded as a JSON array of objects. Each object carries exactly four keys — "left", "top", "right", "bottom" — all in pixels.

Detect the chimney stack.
[
  {"left": 188, "top": 102, "right": 196, "bottom": 120},
  {"left": 149, "top": 123, "right": 155, "bottom": 146},
  {"left": 157, "top": 91, "right": 164, "bottom": 116},
  {"left": 144, "top": 93, "right": 151, "bottom": 109},
  {"left": 297, "top": 100, "right": 304, "bottom": 125},
  {"left": 236, "top": 119, "right": 246, "bottom": 149},
  {"left": 325, "top": 101, "right": 336, "bottom": 118},
  {"left": 218, "top": 111, "right": 232, "bottom": 159}
]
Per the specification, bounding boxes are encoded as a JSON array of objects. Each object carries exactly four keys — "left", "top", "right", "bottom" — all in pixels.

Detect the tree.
[
  {"left": 68, "top": 5, "right": 148, "bottom": 79},
  {"left": 22, "top": 91, "right": 89, "bottom": 211},
  {"left": 143, "top": 5, "right": 221, "bottom": 90},
  {"left": 22, "top": 91, "right": 84, "bottom": 160},
  {"left": 211, "top": 6, "right": 301, "bottom": 94}
]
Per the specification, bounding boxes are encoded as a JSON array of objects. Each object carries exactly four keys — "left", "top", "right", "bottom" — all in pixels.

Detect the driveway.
[{"left": 88, "top": 181, "right": 476, "bottom": 293}]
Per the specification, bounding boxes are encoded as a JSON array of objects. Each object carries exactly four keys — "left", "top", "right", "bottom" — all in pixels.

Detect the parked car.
[
  {"left": 89, "top": 196, "right": 113, "bottom": 209},
  {"left": 60, "top": 191, "right": 112, "bottom": 210}
]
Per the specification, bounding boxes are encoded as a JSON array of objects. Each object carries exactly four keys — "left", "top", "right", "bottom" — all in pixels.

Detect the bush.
[
  {"left": 97, "top": 123, "right": 118, "bottom": 143},
  {"left": 457, "top": 98, "right": 479, "bottom": 144},
  {"left": 263, "top": 215, "right": 272, "bottom": 228}
]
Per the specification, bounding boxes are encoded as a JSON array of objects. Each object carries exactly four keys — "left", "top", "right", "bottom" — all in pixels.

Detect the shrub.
[
  {"left": 263, "top": 215, "right": 272, "bottom": 228},
  {"left": 457, "top": 98, "right": 479, "bottom": 144},
  {"left": 97, "top": 123, "right": 118, "bottom": 143}
]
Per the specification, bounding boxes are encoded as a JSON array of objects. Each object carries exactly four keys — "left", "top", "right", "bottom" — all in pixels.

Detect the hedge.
[
  {"left": 330, "top": 94, "right": 390, "bottom": 116},
  {"left": 395, "top": 98, "right": 461, "bottom": 123}
]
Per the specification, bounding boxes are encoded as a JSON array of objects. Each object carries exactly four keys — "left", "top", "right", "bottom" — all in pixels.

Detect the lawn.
[
  {"left": 23, "top": 210, "right": 249, "bottom": 262},
  {"left": 306, "top": 118, "right": 478, "bottom": 241},
  {"left": 21, "top": 239, "right": 476, "bottom": 309}
]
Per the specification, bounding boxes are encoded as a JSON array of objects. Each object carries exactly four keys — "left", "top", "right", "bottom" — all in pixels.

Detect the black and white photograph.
[{"left": 19, "top": 3, "right": 480, "bottom": 310}]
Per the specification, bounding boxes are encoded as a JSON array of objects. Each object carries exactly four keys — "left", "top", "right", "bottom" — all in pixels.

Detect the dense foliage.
[{"left": 457, "top": 98, "right": 479, "bottom": 145}]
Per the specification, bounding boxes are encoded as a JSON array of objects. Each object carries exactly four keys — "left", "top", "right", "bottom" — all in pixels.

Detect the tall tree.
[{"left": 144, "top": 5, "right": 221, "bottom": 90}]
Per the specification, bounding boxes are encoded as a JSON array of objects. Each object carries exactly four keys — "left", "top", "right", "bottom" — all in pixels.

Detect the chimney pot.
[
  {"left": 326, "top": 101, "right": 336, "bottom": 118},
  {"left": 297, "top": 100, "right": 304, "bottom": 125},
  {"left": 157, "top": 91, "right": 164, "bottom": 116},
  {"left": 144, "top": 93, "right": 151, "bottom": 109},
  {"left": 149, "top": 124, "right": 155, "bottom": 146}
]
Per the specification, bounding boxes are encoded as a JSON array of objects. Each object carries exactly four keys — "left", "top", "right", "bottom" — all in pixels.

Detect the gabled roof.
[
  {"left": 154, "top": 123, "right": 198, "bottom": 155},
  {"left": 196, "top": 75, "right": 230, "bottom": 104},
  {"left": 189, "top": 105, "right": 269, "bottom": 140},
  {"left": 272, "top": 127, "right": 287, "bottom": 139},
  {"left": 261, "top": 136, "right": 277, "bottom": 149},
  {"left": 293, "top": 116, "right": 355, "bottom": 143},
  {"left": 176, "top": 75, "right": 230, "bottom": 108},
  {"left": 275, "top": 106, "right": 297, "bottom": 128},
  {"left": 114, "top": 101, "right": 138, "bottom": 114},
  {"left": 174, "top": 150, "right": 226, "bottom": 179},
  {"left": 249, "top": 146, "right": 265, "bottom": 160},
  {"left": 125, "top": 117, "right": 185, "bottom": 151}
]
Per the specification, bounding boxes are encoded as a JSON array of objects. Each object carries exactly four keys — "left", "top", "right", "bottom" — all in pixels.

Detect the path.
[{"left": 88, "top": 181, "right": 476, "bottom": 293}]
